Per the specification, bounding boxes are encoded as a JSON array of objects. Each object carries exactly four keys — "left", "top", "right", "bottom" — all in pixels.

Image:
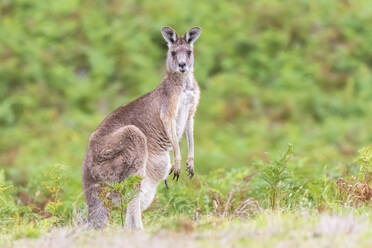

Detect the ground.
[{"left": 3, "top": 211, "right": 372, "bottom": 248}]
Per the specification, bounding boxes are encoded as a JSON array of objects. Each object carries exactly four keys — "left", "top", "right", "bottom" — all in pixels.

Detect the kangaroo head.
[{"left": 161, "top": 26, "right": 201, "bottom": 74}]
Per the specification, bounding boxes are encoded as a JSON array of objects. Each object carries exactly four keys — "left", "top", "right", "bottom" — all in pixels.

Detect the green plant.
[
  {"left": 98, "top": 176, "right": 142, "bottom": 226},
  {"left": 358, "top": 146, "right": 372, "bottom": 183},
  {"left": 0, "top": 170, "right": 18, "bottom": 224},
  {"left": 41, "top": 165, "right": 66, "bottom": 218},
  {"left": 260, "top": 144, "right": 293, "bottom": 210}
]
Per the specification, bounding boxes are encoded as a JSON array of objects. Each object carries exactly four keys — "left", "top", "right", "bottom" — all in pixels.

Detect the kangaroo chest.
[{"left": 176, "top": 88, "right": 196, "bottom": 139}]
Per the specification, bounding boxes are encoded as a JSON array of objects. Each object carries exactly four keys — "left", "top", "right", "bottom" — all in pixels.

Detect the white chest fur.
[{"left": 176, "top": 87, "right": 195, "bottom": 139}]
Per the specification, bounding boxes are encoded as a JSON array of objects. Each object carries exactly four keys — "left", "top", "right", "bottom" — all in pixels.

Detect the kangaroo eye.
[
  {"left": 171, "top": 51, "right": 176, "bottom": 57},
  {"left": 187, "top": 50, "right": 192, "bottom": 56}
]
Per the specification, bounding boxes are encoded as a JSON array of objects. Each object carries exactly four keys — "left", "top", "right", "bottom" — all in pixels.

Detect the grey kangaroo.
[{"left": 82, "top": 26, "right": 201, "bottom": 229}]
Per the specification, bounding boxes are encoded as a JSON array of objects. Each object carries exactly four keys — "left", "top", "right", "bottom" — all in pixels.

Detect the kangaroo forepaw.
[
  {"left": 170, "top": 160, "right": 181, "bottom": 182},
  {"left": 172, "top": 168, "right": 180, "bottom": 181},
  {"left": 186, "top": 158, "right": 194, "bottom": 179}
]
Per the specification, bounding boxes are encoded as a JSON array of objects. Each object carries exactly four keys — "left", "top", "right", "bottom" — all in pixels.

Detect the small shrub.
[
  {"left": 358, "top": 146, "right": 372, "bottom": 183},
  {"left": 0, "top": 169, "right": 19, "bottom": 224},
  {"left": 259, "top": 144, "right": 293, "bottom": 209},
  {"left": 336, "top": 146, "right": 372, "bottom": 207},
  {"left": 98, "top": 175, "right": 142, "bottom": 226},
  {"left": 41, "top": 165, "right": 66, "bottom": 218}
]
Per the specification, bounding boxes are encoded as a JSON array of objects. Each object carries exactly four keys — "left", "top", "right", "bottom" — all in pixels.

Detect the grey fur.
[{"left": 82, "top": 26, "right": 201, "bottom": 229}]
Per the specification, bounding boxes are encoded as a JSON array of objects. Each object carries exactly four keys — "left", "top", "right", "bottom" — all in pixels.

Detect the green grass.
[{"left": 1, "top": 145, "right": 372, "bottom": 246}]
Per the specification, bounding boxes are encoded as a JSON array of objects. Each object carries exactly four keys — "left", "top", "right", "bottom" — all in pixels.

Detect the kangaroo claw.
[
  {"left": 186, "top": 167, "right": 194, "bottom": 179},
  {"left": 173, "top": 173, "right": 179, "bottom": 181}
]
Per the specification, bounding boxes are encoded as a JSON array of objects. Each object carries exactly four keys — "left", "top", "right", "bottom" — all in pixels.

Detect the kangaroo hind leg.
[
  {"left": 85, "top": 125, "right": 147, "bottom": 229},
  {"left": 90, "top": 125, "right": 147, "bottom": 182}
]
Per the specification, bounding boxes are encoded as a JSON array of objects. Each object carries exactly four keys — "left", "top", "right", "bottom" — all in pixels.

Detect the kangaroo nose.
[{"left": 179, "top": 63, "right": 186, "bottom": 68}]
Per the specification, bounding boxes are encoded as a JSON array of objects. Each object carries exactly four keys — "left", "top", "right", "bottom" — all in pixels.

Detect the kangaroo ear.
[
  {"left": 161, "top": 26, "right": 177, "bottom": 45},
  {"left": 185, "top": 27, "right": 201, "bottom": 45}
]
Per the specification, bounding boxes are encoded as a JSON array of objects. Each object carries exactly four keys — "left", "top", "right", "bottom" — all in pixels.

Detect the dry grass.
[
  {"left": 336, "top": 178, "right": 372, "bottom": 206},
  {"left": 7, "top": 228, "right": 197, "bottom": 248},
  {"left": 211, "top": 186, "right": 261, "bottom": 219},
  {"left": 3, "top": 212, "right": 372, "bottom": 248}
]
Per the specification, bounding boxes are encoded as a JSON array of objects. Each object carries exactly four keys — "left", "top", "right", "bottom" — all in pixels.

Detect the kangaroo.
[{"left": 82, "top": 26, "right": 201, "bottom": 229}]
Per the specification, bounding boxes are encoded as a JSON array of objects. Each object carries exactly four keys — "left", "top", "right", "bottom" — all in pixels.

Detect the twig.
[{"left": 223, "top": 187, "right": 235, "bottom": 218}]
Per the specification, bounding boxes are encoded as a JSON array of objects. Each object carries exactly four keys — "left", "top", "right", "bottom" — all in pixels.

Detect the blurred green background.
[{"left": 1, "top": 0, "right": 372, "bottom": 225}]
